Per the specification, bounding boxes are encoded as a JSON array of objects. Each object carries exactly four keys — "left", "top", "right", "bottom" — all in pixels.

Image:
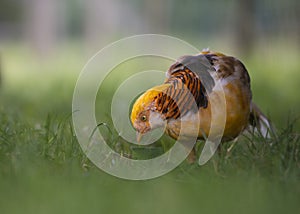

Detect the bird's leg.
[
  {"left": 225, "top": 137, "right": 239, "bottom": 158},
  {"left": 179, "top": 138, "right": 197, "bottom": 164},
  {"left": 186, "top": 146, "right": 197, "bottom": 164}
]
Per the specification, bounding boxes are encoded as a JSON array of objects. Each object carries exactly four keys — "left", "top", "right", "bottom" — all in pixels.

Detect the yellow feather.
[
  {"left": 200, "top": 50, "right": 225, "bottom": 57},
  {"left": 130, "top": 84, "right": 171, "bottom": 123}
]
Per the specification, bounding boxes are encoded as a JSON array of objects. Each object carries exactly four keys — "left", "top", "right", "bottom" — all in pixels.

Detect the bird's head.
[{"left": 130, "top": 84, "right": 170, "bottom": 142}]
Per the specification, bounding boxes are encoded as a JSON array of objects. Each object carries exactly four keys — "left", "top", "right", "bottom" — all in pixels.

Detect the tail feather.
[{"left": 248, "top": 103, "right": 275, "bottom": 138}]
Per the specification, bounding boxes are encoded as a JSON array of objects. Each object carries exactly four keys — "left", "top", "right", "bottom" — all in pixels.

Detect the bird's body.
[{"left": 131, "top": 50, "right": 272, "bottom": 162}]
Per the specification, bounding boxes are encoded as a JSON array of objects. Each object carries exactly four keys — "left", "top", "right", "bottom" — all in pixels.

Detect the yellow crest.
[{"left": 130, "top": 84, "right": 171, "bottom": 123}]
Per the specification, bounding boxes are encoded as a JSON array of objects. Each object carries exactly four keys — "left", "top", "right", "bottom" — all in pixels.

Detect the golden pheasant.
[{"left": 130, "top": 50, "right": 272, "bottom": 163}]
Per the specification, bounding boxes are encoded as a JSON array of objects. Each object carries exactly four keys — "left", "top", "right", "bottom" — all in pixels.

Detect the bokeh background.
[
  {"left": 1, "top": 0, "right": 299, "bottom": 126},
  {"left": 0, "top": 1, "right": 299, "bottom": 214}
]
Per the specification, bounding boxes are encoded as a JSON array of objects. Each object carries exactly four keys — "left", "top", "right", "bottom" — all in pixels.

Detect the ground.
[{"left": 0, "top": 43, "right": 299, "bottom": 214}]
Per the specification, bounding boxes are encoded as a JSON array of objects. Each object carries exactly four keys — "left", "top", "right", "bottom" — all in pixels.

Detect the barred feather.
[{"left": 153, "top": 54, "right": 217, "bottom": 120}]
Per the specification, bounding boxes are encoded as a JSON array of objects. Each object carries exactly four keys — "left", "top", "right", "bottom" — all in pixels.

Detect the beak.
[{"left": 136, "top": 131, "right": 143, "bottom": 143}]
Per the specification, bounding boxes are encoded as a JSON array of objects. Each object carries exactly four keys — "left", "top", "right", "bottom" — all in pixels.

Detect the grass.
[
  {"left": 0, "top": 43, "right": 299, "bottom": 213},
  {"left": 0, "top": 99, "right": 299, "bottom": 214}
]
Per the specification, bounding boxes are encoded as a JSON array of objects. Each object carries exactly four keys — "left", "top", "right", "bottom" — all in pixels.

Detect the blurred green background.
[{"left": 0, "top": 0, "right": 299, "bottom": 214}]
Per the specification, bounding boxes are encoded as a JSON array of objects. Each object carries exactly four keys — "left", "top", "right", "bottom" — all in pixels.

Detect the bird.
[{"left": 130, "top": 50, "right": 273, "bottom": 163}]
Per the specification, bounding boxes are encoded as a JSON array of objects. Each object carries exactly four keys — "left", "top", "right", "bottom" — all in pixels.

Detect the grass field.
[{"left": 0, "top": 43, "right": 299, "bottom": 214}]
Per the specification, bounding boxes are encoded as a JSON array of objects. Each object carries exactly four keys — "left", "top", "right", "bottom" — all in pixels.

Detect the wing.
[{"left": 202, "top": 51, "right": 251, "bottom": 88}]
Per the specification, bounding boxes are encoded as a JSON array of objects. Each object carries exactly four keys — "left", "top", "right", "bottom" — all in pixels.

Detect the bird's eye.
[{"left": 140, "top": 115, "right": 147, "bottom": 122}]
